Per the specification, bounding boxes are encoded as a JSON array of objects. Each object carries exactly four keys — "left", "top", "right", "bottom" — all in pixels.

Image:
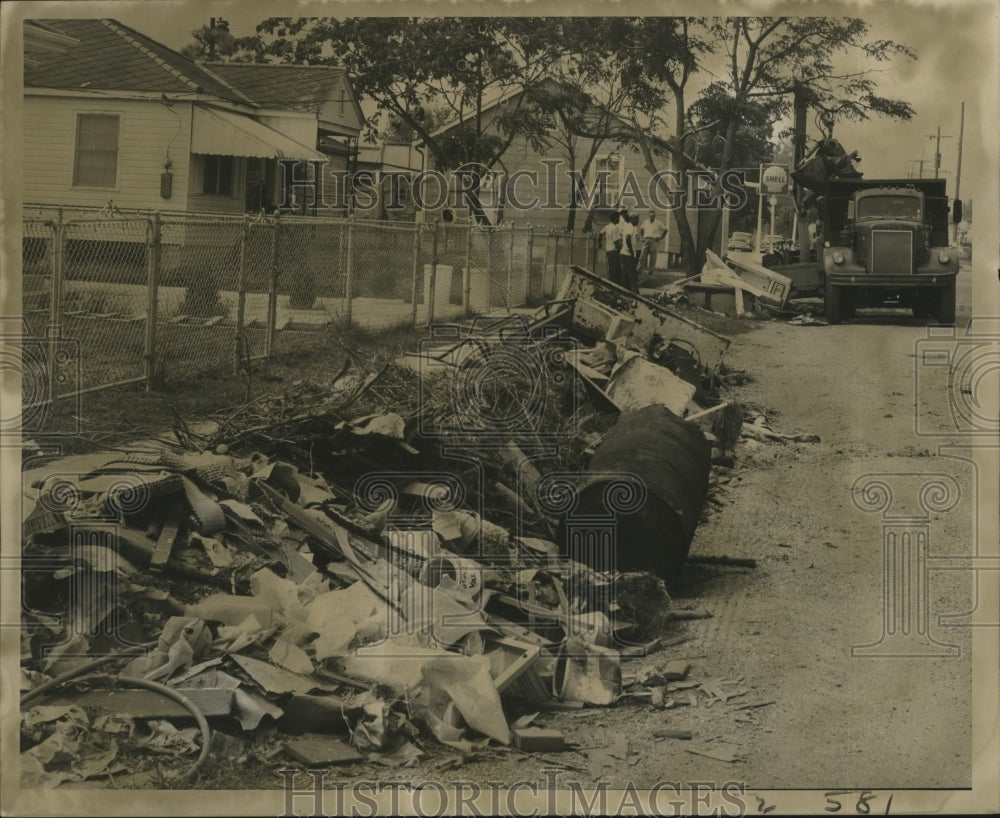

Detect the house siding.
[
  {"left": 317, "top": 76, "right": 364, "bottom": 135},
  {"left": 23, "top": 94, "right": 192, "bottom": 212}
]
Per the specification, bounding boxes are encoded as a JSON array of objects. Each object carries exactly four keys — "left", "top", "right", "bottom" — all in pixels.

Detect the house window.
[
  {"left": 73, "top": 114, "right": 119, "bottom": 187},
  {"left": 203, "top": 155, "right": 235, "bottom": 195},
  {"left": 593, "top": 153, "right": 623, "bottom": 206}
]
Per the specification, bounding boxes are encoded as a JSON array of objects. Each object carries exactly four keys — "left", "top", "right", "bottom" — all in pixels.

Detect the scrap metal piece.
[{"left": 556, "top": 266, "right": 731, "bottom": 370}]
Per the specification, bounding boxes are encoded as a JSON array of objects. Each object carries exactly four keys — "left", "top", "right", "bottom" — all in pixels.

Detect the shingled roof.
[
  {"left": 23, "top": 19, "right": 251, "bottom": 102},
  {"left": 200, "top": 63, "right": 348, "bottom": 113}
]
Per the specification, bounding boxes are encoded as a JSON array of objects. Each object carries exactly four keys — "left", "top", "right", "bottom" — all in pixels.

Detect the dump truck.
[{"left": 815, "top": 177, "right": 962, "bottom": 324}]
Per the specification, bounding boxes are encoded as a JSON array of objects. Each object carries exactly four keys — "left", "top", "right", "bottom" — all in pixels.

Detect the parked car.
[{"left": 727, "top": 231, "right": 753, "bottom": 252}]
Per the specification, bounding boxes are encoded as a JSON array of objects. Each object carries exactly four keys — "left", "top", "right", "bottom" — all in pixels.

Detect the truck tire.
[
  {"left": 938, "top": 282, "right": 956, "bottom": 324},
  {"left": 825, "top": 281, "right": 842, "bottom": 324},
  {"left": 843, "top": 290, "right": 857, "bottom": 320}
]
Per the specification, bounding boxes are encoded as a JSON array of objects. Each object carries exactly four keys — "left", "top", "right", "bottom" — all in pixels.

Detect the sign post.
[{"left": 761, "top": 165, "right": 789, "bottom": 254}]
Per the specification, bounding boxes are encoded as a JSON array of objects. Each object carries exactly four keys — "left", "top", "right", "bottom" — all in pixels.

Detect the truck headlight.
[
  {"left": 938, "top": 250, "right": 951, "bottom": 264},
  {"left": 832, "top": 251, "right": 845, "bottom": 264}
]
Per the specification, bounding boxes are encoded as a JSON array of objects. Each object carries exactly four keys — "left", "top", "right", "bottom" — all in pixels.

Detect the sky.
[{"left": 16, "top": 0, "right": 999, "bottom": 207}]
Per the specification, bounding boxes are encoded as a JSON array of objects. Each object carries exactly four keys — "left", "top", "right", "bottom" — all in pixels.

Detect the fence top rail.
[{"left": 24, "top": 204, "right": 600, "bottom": 240}]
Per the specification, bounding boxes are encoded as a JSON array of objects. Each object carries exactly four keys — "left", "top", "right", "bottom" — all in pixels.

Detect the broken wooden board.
[
  {"left": 683, "top": 744, "right": 742, "bottom": 763},
  {"left": 150, "top": 499, "right": 186, "bottom": 570},
  {"left": 487, "top": 637, "right": 550, "bottom": 704},
  {"left": 711, "top": 249, "right": 792, "bottom": 306},
  {"left": 513, "top": 728, "right": 565, "bottom": 752},
  {"left": 39, "top": 688, "right": 233, "bottom": 719},
  {"left": 284, "top": 734, "right": 362, "bottom": 766},
  {"left": 556, "top": 266, "right": 731, "bottom": 371}
]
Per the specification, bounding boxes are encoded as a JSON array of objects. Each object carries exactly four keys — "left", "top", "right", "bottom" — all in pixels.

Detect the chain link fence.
[{"left": 21, "top": 207, "right": 599, "bottom": 401}]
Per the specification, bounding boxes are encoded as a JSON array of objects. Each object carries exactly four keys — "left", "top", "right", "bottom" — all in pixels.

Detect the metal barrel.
[{"left": 570, "top": 404, "right": 711, "bottom": 584}]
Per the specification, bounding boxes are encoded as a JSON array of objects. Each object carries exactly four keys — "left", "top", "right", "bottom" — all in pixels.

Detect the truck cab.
[{"left": 819, "top": 178, "right": 959, "bottom": 323}]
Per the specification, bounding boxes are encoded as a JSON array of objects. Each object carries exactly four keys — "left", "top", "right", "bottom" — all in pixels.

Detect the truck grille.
[{"left": 871, "top": 230, "right": 913, "bottom": 275}]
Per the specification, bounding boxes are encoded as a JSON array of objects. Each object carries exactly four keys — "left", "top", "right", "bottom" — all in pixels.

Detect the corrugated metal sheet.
[{"left": 191, "top": 106, "right": 325, "bottom": 161}]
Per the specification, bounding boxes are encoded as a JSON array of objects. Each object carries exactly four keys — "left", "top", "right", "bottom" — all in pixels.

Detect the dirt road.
[{"left": 431, "top": 268, "right": 978, "bottom": 798}]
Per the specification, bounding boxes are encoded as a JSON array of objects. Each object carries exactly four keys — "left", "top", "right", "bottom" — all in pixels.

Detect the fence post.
[
  {"left": 463, "top": 222, "right": 473, "bottom": 316},
  {"left": 48, "top": 211, "right": 66, "bottom": 401},
  {"left": 551, "top": 232, "right": 560, "bottom": 296},
  {"left": 410, "top": 224, "right": 421, "bottom": 326},
  {"left": 525, "top": 225, "right": 535, "bottom": 304},
  {"left": 344, "top": 218, "right": 355, "bottom": 325},
  {"left": 428, "top": 222, "right": 439, "bottom": 325},
  {"left": 235, "top": 215, "right": 249, "bottom": 369},
  {"left": 265, "top": 214, "right": 280, "bottom": 357},
  {"left": 507, "top": 222, "right": 515, "bottom": 311},
  {"left": 143, "top": 212, "right": 161, "bottom": 390}
]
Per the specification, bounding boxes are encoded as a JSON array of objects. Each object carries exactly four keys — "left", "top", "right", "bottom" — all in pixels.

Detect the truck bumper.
[{"left": 825, "top": 273, "right": 957, "bottom": 288}]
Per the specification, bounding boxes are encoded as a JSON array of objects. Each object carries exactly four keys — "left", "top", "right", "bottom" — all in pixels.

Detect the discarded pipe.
[{"left": 570, "top": 404, "right": 711, "bottom": 584}]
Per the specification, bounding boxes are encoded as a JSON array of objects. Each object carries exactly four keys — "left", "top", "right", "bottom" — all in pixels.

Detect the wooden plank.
[
  {"left": 684, "top": 744, "right": 741, "bottom": 763},
  {"left": 283, "top": 735, "right": 363, "bottom": 766},
  {"left": 653, "top": 729, "right": 693, "bottom": 740},
  {"left": 513, "top": 728, "right": 565, "bottom": 752},
  {"left": 40, "top": 688, "right": 233, "bottom": 719},
  {"left": 150, "top": 499, "right": 186, "bottom": 570},
  {"left": 712, "top": 250, "right": 792, "bottom": 306}
]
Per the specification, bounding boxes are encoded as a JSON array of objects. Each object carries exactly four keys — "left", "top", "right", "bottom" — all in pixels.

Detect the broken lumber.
[
  {"left": 513, "top": 728, "right": 565, "bottom": 752},
  {"left": 653, "top": 729, "right": 693, "bottom": 740},
  {"left": 284, "top": 735, "right": 362, "bottom": 766},
  {"left": 710, "top": 250, "right": 792, "bottom": 306},
  {"left": 39, "top": 688, "right": 233, "bottom": 719}
]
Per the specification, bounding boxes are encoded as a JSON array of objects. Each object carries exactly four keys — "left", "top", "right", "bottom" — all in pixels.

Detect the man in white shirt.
[
  {"left": 618, "top": 210, "right": 638, "bottom": 292},
  {"left": 638, "top": 210, "right": 668, "bottom": 274},
  {"left": 600, "top": 211, "right": 622, "bottom": 284}
]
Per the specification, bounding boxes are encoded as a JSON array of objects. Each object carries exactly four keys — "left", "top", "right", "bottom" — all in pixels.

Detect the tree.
[
  {"left": 611, "top": 16, "right": 917, "bottom": 274},
  {"left": 253, "top": 19, "right": 569, "bottom": 170},
  {"left": 180, "top": 20, "right": 264, "bottom": 62},
  {"left": 528, "top": 20, "right": 648, "bottom": 232}
]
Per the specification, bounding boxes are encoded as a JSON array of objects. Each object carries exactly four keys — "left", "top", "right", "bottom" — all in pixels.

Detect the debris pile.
[{"left": 20, "top": 271, "right": 809, "bottom": 786}]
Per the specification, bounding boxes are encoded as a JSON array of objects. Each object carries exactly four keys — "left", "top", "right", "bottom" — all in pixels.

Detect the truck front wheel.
[
  {"left": 938, "top": 282, "right": 956, "bottom": 324},
  {"left": 825, "top": 281, "right": 842, "bottom": 324}
]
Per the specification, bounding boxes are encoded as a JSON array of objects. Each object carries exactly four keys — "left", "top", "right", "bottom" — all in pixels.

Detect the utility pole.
[
  {"left": 792, "top": 85, "right": 810, "bottom": 257},
  {"left": 952, "top": 102, "right": 965, "bottom": 245},
  {"left": 928, "top": 125, "right": 953, "bottom": 179}
]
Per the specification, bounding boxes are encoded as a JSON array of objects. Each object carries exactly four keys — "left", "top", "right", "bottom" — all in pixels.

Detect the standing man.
[
  {"left": 618, "top": 210, "right": 638, "bottom": 292},
  {"left": 638, "top": 210, "right": 668, "bottom": 274},
  {"left": 600, "top": 211, "right": 622, "bottom": 284}
]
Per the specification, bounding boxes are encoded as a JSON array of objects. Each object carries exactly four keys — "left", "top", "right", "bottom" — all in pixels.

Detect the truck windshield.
[{"left": 856, "top": 195, "right": 922, "bottom": 219}]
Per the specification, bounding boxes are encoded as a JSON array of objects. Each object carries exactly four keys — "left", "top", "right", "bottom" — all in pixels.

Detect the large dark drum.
[{"left": 570, "top": 404, "right": 711, "bottom": 584}]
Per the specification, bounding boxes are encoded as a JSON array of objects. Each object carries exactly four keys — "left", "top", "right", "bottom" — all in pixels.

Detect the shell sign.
[{"left": 762, "top": 164, "right": 789, "bottom": 194}]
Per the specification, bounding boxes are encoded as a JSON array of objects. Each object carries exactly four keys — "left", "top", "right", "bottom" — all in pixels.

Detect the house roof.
[
  {"left": 201, "top": 62, "right": 348, "bottom": 113},
  {"left": 24, "top": 19, "right": 250, "bottom": 101}
]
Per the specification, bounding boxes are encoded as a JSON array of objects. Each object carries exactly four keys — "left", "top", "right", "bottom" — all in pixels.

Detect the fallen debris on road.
[{"left": 20, "top": 272, "right": 789, "bottom": 786}]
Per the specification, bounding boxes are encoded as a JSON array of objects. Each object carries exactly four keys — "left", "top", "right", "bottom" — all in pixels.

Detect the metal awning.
[{"left": 191, "top": 105, "right": 325, "bottom": 160}]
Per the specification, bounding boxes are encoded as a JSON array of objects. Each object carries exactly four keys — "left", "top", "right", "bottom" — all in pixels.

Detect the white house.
[{"left": 22, "top": 18, "right": 364, "bottom": 216}]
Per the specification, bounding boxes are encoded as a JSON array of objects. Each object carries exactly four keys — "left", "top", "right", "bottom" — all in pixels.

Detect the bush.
[
  {"left": 178, "top": 268, "right": 228, "bottom": 318},
  {"left": 288, "top": 268, "right": 317, "bottom": 310}
]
